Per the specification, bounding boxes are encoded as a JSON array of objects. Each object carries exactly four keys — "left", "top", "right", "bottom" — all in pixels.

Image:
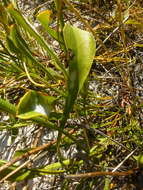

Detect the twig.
[
  {"left": 0, "top": 153, "right": 39, "bottom": 183},
  {"left": 112, "top": 148, "right": 138, "bottom": 172},
  {"left": 0, "top": 129, "right": 75, "bottom": 175},
  {"left": 65, "top": 168, "right": 138, "bottom": 179}
]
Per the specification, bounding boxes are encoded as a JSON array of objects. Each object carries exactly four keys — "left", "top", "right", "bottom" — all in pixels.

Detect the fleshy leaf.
[
  {"left": 17, "top": 90, "right": 55, "bottom": 119},
  {"left": 63, "top": 23, "right": 95, "bottom": 92},
  {"left": 36, "top": 10, "right": 63, "bottom": 43},
  {"left": 62, "top": 24, "right": 95, "bottom": 117},
  {"left": 37, "top": 10, "right": 53, "bottom": 24}
]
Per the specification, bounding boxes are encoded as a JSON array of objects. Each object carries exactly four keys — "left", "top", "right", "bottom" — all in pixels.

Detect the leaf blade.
[
  {"left": 63, "top": 24, "right": 96, "bottom": 117},
  {"left": 17, "top": 90, "right": 55, "bottom": 119}
]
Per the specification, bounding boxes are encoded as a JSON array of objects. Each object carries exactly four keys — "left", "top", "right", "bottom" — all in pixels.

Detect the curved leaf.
[
  {"left": 63, "top": 24, "right": 95, "bottom": 92},
  {"left": 36, "top": 10, "right": 63, "bottom": 43},
  {"left": 63, "top": 24, "right": 96, "bottom": 117},
  {"left": 8, "top": 24, "right": 55, "bottom": 80},
  {"left": 7, "top": 4, "right": 68, "bottom": 78},
  {"left": 17, "top": 90, "right": 55, "bottom": 119}
]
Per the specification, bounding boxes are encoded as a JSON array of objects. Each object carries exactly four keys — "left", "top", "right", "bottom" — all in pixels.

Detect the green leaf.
[
  {"left": 17, "top": 90, "right": 56, "bottom": 119},
  {"left": 37, "top": 10, "right": 52, "bottom": 25},
  {"left": 41, "top": 159, "right": 70, "bottom": 171},
  {"left": 7, "top": 4, "right": 67, "bottom": 78},
  {"left": 8, "top": 24, "right": 55, "bottom": 80},
  {"left": 137, "top": 154, "right": 143, "bottom": 168},
  {"left": 63, "top": 23, "right": 95, "bottom": 117},
  {"left": 125, "top": 19, "right": 142, "bottom": 25},
  {"left": 32, "top": 159, "right": 83, "bottom": 175},
  {"left": 0, "top": 97, "right": 16, "bottom": 115},
  {"left": 6, "top": 36, "right": 21, "bottom": 55},
  {"left": 63, "top": 24, "right": 95, "bottom": 92},
  {"left": 13, "top": 148, "right": 33, "bottom": 158},
  {"left": 8, "top": 24, "right": 36, "bottom": 62},
  {"left": 0, "top": 160, "right": 30, "bottom": 182},
  {"left": 14, "top": 170, "right": 31, "bottom": 181},
  {"left": 36, "top": 10, "right": 63, "bottom": 43}
]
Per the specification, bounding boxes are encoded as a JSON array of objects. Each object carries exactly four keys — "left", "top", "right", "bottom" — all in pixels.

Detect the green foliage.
[
  {"left": 36, "top": 10, "right": 63, "bottom": 42},
  {"left": 7, "top": 4, "right": 67, "bottom": 77},
  {"left": 17, "top": 90, "right": 56, "bottom": 119},
  {"left": 0, "top": 0, "right": 143, "bottom": 189},
  {"left": 63, "top": 24, "right": 95, "bottom": 114},
  {"left": 0, "top": 97, "right": 16, "bottom": 115}
]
